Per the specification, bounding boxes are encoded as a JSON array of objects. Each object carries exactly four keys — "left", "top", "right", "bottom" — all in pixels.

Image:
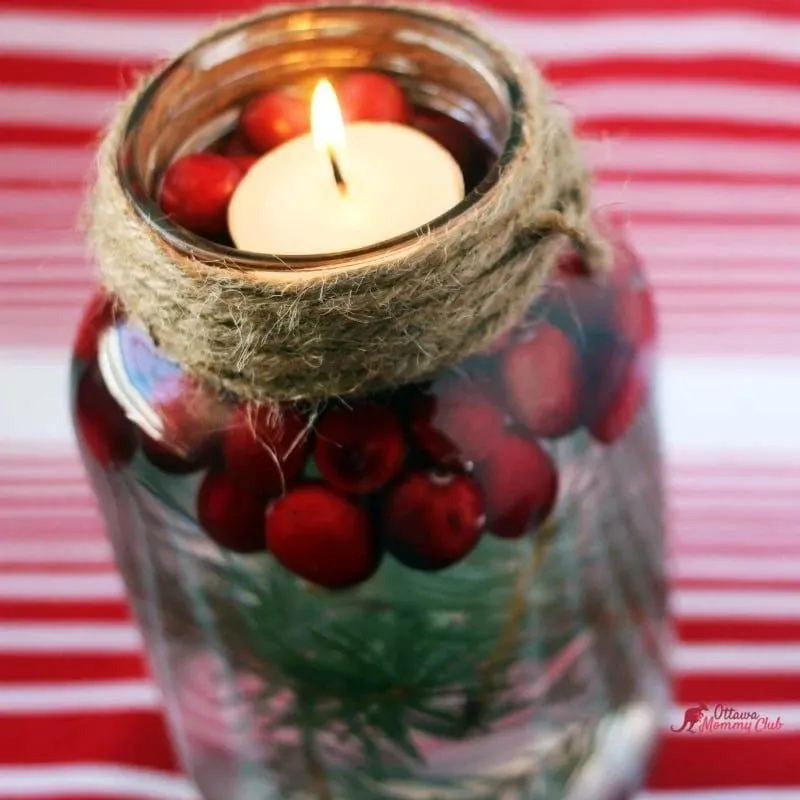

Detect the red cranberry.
[
  {"left": 556, "top": 248, "right": 590, "bottom": 278},
  {"left": 197, "top": 469, "right": 268, "bottom": 553},
  {"left": 503, "top": 323, "right": 583, "bottom": 438},
  {"left": 589, "top": 359, "right": 647, "bottom": 445},
  {"left": 241, "top": 91, "right": 310, "bottom": 153},
  {"left": 75, "top": 369, "right": 137, "bottom": 469},
  {"left": 410, "top": 107, "right": 476, "bottom": 168},
  {"left": 229, "top": 155, "right": 259, "bottom": 174},
  {"left": 266, "top": 485, "right": 377, "bottom": 589},
  {"left": 410, "top": 386, "right": 505, "bottom": 467},
  {"left": 614, "top": 280, "right": 657, "bottom": 351},
  {"left": 314, "top": 403, "right": 406, "bottom": 494},
  {"left": 160, "top": 153, "right": 244, "bottom": 238},
  {"left": 74, "top": 290, "right": 117, "bottom": 362},
  {"left": 224, "top": 405, "right": 310, "bottom": 496},
  {"left": 382, "top": 471, "right": 484, "bottom": 571},
  {"left": 338, "top": 72, "right": 409, "bottom": 124},
  {"left": 477, "top": 436, "right": 558, "bottom": 539}
]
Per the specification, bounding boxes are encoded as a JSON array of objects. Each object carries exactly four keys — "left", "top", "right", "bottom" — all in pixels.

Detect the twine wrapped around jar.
[{"left": 88, "top": 1, "right": 608, "bottom": 404}]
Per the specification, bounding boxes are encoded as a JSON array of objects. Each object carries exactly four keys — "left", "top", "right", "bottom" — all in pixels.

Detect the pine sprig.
[{"left": 212, "top": 524, "right": 569, "bottom": 789}]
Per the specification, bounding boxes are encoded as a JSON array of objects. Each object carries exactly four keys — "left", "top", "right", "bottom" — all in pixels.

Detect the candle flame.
[{"left": 311, "top": 79, "right": 346, "bottom": 157}]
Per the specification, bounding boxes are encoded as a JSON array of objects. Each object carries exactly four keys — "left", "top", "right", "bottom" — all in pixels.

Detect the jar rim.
[{"left": 117, "top": 2, "right": 525, "bottom": 272}]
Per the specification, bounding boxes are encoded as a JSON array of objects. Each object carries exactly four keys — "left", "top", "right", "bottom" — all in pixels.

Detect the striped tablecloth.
[{"left": 1, "top": 0, "right": 799, "bottom": 798}]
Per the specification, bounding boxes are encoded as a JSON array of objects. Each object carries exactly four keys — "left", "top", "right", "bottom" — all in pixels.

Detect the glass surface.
[
  {"left": 75, "top": 6, "right": 670, "bottom": 798},
  {"left": 72, "top": 235, "right": 668, "bottom": 800}
]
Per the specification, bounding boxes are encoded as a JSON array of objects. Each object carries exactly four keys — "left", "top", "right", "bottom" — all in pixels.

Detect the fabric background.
[{"left": 1, "top": 0, "right": 799, "bottom": 797}]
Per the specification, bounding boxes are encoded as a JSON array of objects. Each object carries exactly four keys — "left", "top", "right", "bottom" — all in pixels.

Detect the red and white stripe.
[{"left": 2, "top": 0, "right": 800, "bottom": 797}]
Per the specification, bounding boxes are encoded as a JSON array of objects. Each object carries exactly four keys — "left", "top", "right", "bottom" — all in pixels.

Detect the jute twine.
[{"left": 89, "top": 1, "right": 608, "bottom": 404}]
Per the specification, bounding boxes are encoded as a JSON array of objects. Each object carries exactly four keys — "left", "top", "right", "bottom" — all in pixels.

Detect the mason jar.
[{"left": 72, "top": 5, "right": 670, "bottom": 799}]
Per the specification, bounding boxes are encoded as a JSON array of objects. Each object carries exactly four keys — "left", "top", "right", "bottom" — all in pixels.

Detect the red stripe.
[
  {"left": 596, "top": 168, "right": 800, "bottom": 187},
  {"left": 649, "top": 734, "right": 800, "bottom": 789},
  {"left": 0, "top": 654, "right": 147, "bottom": 683},
  {"left": 0, "top": 178, "right": 86, "bottom": 190},
  {"left": 672, "top": 577, "right": 800, "bottom": 590},
  {"left": 0, "top": 600, "right": 130, "bottom": 623},
  {"left": 0, "top": 126, "right": 100, "bottom": 148},
  {"left": 579, "top": 117, "right": 800, "bottom": 141},
  {"left": 547, "top": 56, "right": 800, "bottom": 89},
  {"left": 9, "top": 0, "right": 800, "bottom": 18},
  {"left": 0, "top": 55, "right": 151, "bottom": 91},
  {"left": 676, "top": 673, "right": 800, "bottom": 704},
  {"left": 677, "top": 618, "right": 800, "bottom": 643},
  {"left": 611, "top": 211, "right": 800, "bottom": 227},
  {"left": 7, "top": 53, "right": 800, "bottom": 93},
  {"left": 0, "top": 712, "right": 177, "bottom": 770},
  {"left": 0, "top": 564, "right": 114, "bottom": 575}
]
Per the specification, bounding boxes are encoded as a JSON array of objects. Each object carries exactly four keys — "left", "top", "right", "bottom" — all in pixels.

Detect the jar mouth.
[{"left": 118, "top": 3, "right": 524, "bottom": 272}]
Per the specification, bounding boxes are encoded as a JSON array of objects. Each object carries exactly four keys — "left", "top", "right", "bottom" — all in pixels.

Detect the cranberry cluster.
[
  {"left": 157, "top": 71, "right": 492, "bottom": 243},
  {"left": 74, "top": 237, "right": 655, "bottom": 592}
]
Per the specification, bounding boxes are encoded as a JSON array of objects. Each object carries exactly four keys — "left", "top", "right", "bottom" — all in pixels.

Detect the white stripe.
[
  {"left": 584, "top": 137, "right": 800, "bottom": 179},
  {"left": 674, "top": 532, "right": 800, "bottom": 552},
  {"left": 0, "top": 766, "right": 198, "bottom": 799},
  {"left": 0, "top": 573, "right": 123, "bottom": 600},
  {"left": 673, "top": 644, "right": 800, "bottom": 673},
  {"left": 0, "top": 87, "right": 115, "bottom": 128},
  {"left": 561, "top": 80, "right": 800, "bottom": 126},
  {"left": 0, "top": 623, "right": 141, "bottom": 652},
  {"left": 5, "top": 348, "right": 800, "bottom": 457},
  {"left": 626, "top": 221, "right": 800, "bottom": 262},
  {"left": 0, "top": 507, "right": 98, "bottom": 519},
  {"left": 4, "top": 10, "right": 800, "bottom": 63},
  {"left": 0, "top": 484, "right": 92, "bottom": 498},
  {"left": 674, "top": 495, "right": 800, "bottom": 512},
  {"left": 658, "top": 356, "right": 800, "bottom": 456},
  {"left": 0, "top": 680, "right": 160, "bottom": 713},
  {"left": 3, "top": 137, "right": 798, "bottom": 186},
  {"left": 0, "top": 243, "right": 87, "bottom": 260},
  {"left": 654, "top": 268, "right": 800, "bottom": 289},
  {"left": 674, "top": 590, "right": 800, "bottom": 620},
  {"left": 0, "top": 288, "right": 93, "bottom": 305},
  {"left": 594, "top": 180, "right": 800, "bottom": 218},
  {"left": 8, "top": 79, "right": 800, "bottom": 132},
  {"left": 672, "top": 556, "right": 800, "bottom": 582},
  {"left": 8, "top": 179, "right": 800, "bottom": 226},
  {"left": 0, "top": 349, "right": 75, "bottom": 445},
  {"left": 1, "top": 622, "right": 797, "bottom": 678},
  {"left": 0, "top": 540, "right": 111, "bottom": 563},
  {"left": 0, "top": 147, "right": 94, "bottom": 182}
]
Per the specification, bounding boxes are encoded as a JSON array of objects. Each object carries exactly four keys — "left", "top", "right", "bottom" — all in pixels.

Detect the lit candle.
[{"left": 228, "top": 80, "right": 465, "bottom": 256}]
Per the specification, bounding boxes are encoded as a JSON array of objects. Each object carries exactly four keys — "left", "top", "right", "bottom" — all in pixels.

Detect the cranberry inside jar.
[{"left": 74, "top": 10, "right": 668, "bottom": 800}]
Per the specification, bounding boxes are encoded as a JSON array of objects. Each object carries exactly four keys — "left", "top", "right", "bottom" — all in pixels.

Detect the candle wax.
[{"left": 228, "top": 122, "right": 465, "bottom": 256}]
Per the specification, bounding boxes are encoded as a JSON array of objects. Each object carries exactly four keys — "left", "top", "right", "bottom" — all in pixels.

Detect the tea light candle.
[{"left": 228, "top": 80, "right": 465, "bottom": 256}]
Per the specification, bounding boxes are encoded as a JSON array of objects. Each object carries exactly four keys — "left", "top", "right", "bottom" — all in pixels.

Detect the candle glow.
[{"left": 311, "top": 79, "right": 346, "bottom": 158}]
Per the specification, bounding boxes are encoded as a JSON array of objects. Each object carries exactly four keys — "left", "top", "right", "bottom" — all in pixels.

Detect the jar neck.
[{"left": 117, "top": 1, "right": 522, "bottom": 271}]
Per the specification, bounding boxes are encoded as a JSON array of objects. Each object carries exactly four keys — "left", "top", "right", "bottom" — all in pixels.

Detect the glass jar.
[{"left": 72, "top": 5, "right": 669, "bottom": 800}]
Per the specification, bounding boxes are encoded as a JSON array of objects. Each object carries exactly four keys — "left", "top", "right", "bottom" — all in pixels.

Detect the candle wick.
[{"left": 327, "top": 148, "right": 347, "bottom": 195}]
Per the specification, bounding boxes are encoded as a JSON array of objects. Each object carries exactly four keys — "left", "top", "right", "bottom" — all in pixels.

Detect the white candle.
[{"left": 228, "top": 80, "right": 465, "bottom": 256}]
